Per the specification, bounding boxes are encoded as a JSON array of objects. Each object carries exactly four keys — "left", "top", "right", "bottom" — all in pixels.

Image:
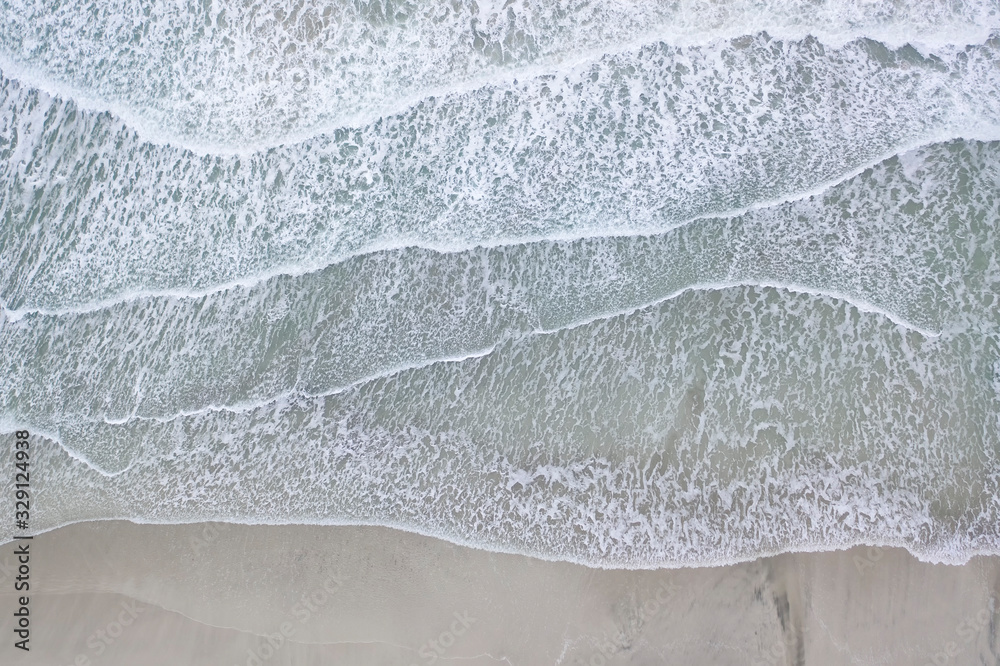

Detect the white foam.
[
  {"left": 3, "top": 286, "right": 997, "bottom": 567},
  {"left": 3, "top": 2, "right": 1000, "bottom": 572},
  {"left": 2, "top": 127, "right": 998, "bottom": 321},
  {"left": 0, "top": 0, "right": 996, "bottom": 150}
]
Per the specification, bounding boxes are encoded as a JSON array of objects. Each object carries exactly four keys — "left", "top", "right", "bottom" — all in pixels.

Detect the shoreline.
[
  {"left": 2, "top": 515, "right": 993, "bottom": 570},
  {"left": 1, "top": 520, "right": 998, "bottom": 665}
]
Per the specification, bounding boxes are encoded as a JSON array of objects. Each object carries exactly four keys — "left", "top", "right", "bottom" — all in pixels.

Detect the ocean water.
[{"left": 1, "top": 0, "right": 999, "bottom": 567}]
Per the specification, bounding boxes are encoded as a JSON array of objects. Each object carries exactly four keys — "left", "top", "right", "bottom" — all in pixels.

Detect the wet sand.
[{"left": 0, "top": 521, "right": 997, "bottom": 665}]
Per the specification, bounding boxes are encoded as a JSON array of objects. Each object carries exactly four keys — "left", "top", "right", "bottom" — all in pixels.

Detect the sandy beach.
[{"left": 0, "top": 521, "right": 996, "bottom": 665}]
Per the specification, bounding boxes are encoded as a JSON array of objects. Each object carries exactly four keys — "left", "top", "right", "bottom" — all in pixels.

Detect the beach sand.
[{"left": 0, "top": 521, "right": 997, "bottom": 665}]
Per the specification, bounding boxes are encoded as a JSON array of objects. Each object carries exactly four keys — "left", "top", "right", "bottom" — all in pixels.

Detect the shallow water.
[{"left": 1, "top": 0, "right": 999, "bottom": 567}]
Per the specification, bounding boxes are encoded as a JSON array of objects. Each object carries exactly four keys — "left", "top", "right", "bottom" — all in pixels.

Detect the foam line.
[
  {"left": 21, "top": 280, "right": 939, "bottom": 436},
  {"left": 0, "top": 21, "right": 995, "bottom": 152},
  {"left": 4, "top": 131, "right": 997, "bottom": 323}
]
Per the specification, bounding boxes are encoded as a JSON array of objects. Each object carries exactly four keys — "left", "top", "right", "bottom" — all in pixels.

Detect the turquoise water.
[{"left": 1, "top": 0, "right": 999, "bottom": 567}]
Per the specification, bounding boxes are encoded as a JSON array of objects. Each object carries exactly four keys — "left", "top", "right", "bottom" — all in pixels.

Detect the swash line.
[{"left": 0, "top": 515, "right": 994, "bottom": 570}]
